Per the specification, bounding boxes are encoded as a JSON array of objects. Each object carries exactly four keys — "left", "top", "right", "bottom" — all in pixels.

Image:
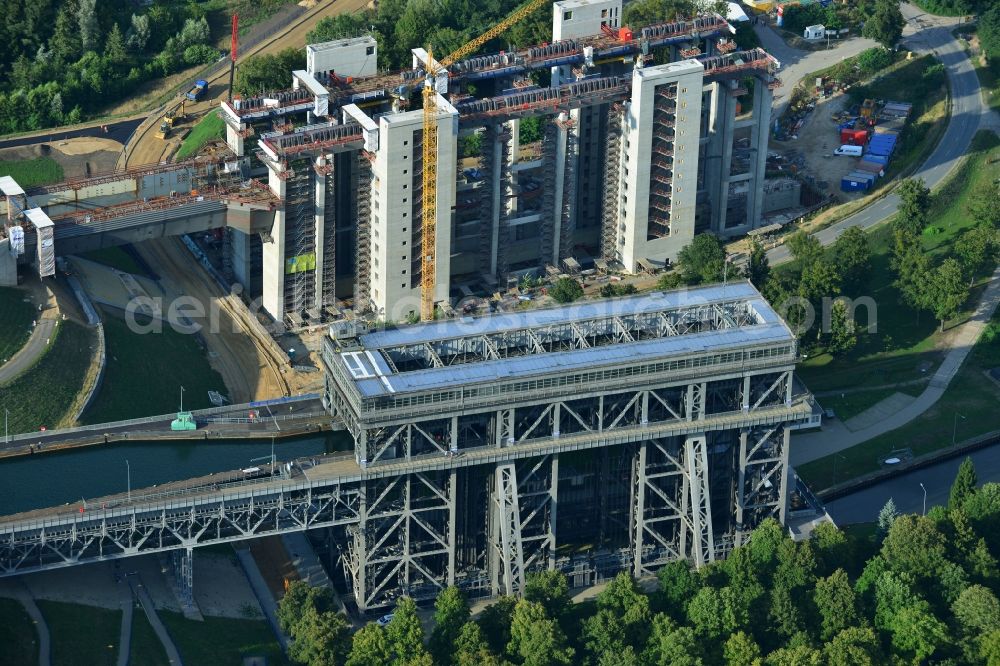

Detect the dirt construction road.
[
  {"left": 134, "top": 238, "right": 289, "bottom": 402},
  {"left": 125, "top": 0, "right": 371, "bottom": 168}
]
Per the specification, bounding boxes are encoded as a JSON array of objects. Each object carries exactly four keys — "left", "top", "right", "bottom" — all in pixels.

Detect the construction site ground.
[
  {"left": 132, "top": 238, "right": 309, "bottom": 403},
  {"left": 0, "top": 138, "right": 121, "bottom": 182},
  {"left": 769, "top": 92, "right": 867, "bottom": 203}
]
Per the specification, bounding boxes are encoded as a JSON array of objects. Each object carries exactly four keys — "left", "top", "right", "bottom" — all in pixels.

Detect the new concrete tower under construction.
[{"left": 217, "top": 0, "right": 782, "bottom": 326}]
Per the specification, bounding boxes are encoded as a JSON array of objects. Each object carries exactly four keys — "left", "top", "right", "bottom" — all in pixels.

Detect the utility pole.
[
  {"left": 4, "top": 407, "right": 8, "bottom": 445},
  {"left": 952, "top": 412, "right": 966, "bottom": 445},
  {"left": 228, "top": 14, "right": 239, "bottom": 103},
  {"left": 126, "top": 459, "right": 131, "bottom": 503}
]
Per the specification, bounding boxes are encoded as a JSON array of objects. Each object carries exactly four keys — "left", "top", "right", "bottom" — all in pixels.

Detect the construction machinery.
[
  {"left": 421, "top": 0, "right": 550, "bottom": 320},
  {"left": 229, "top": 14, "right": 239, "bottom": 103},
  {"left": 155, "top": 100, "right": 188, "bottom": 140}
]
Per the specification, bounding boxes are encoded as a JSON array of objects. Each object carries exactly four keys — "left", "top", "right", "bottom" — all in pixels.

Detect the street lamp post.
[
  {"left": 4, "top": 407, "right": 8, "bottom": 445},
  {"left": 919, "top": 482, "right": 927, "bottom": 516},
  {"left": 126, "top": 459, "right": 131, "bottom": 503},
  {"left": 952, "top": 412, "right": 966, "bottom": 446}
]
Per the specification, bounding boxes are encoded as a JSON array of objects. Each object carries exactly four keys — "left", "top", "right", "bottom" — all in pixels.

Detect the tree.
[
  {"left": 786, "top": 231, "right": 823, "bottom": 270},
  {"left": 235, "top": 48, "right": 307, "bottom": 96},
  {"left": 823, "top": 627, "right": 882, "bottom": 666},
  {"left": 888, "top": 603, "right": 949, "bottom": 661},
  {"left": 892, "top": 244, "right": 933, "bottom": 314},
  {"left": 954, "top": 584, "right": 1000, "bottom": 634},
  {"left": 856, "top": 47, "right": 893, "bottom": 74},
  {"left": 966, "top": 178, "right": 1000, "bottom": 228},
  {"left": 49, "top": 92, "right": 62, "bottom": 122},
  {"left": 979, "top": 4, "right": 1000, "bottom": 59},
  {"left": 347, "top": 625, "right": 389, "bottom": 666},
  {"left": 507, "top": 600, "right": 574, "bottom": 666},
  {"left": 178, "top": 17, "right": 211, "bottom": 49},
  {"left": 642, "top": 614, "right": 703, "bottom": 666},
  {"left": 687, "top": 586, "right": 732, "bottom": 640},
  {"left": 657, "top": 560, "right": 700, "bottom": 613},
  {"left": 861, "top": 0, "right": 905, "bottom": 48},
  {"left": 104, "top": 23, "right": 127, "bottom": 67},
  {"left": 763, "top": 644, "right": 822, "bottom": 666},
  {"left": 678, "top": 233, "right": 726, "bottom": 284},
  {"left": 930, "top": 258, "right": 967, "bottom": 331},
  {"left": 744, "top": 237, "right": 770, "bottom": 290},
  {"left": 895, "top": 178, "right": 932, "bottom": 237},
  {"left": 308, "top": 12, "right": 372, "bottom": 43},
  {"left": 881, "top": 514, "right": 949, "bottom": 581},
  {"left": 454, "top": 622, "right": 502, "bottom": 666},
  {"left": 51, "top": 2, "right": 82, "bottom": 65},
  {"left": 597, "top": 572, "right": 651, "bottom": 642},
  {"left": 386, "top": 598, "right": 429, "bottom": 665},
  {"left": 288, "top": 606, "right": 351, "bottom": 666},
  {"left": 524, "top": 571, "right": 571, "bottom": 620},
  {"left": 549, "top": 277, "right": 583, "bottom": 303},
  {"left": 955, "top": 224, "right": 999, "bottom": 285},
  {"left": 723, "top": 631, "right": 761, "bottom": 666},
  {"left": 479, "top": 595, "right": 517, "bottom": 656},
  {"left": 950, "top": 457, "right": 978, "bottom": 510},
  {"left": 430, "top": 587, "right": 470, "bottom": 665},
  {"left": 810, "top": 522, "right": 851, "bottom": 576},
  {"left": 277, "top": 580, "right": 320, "bottom": 634},
  {"left": 126, "top": 14, "right": 151, "bottom": 53},
  {"left": 76, "top": 0, "right": 99, "bottom": 52},
  {"left": 813, "top": 569, "right": 861, "bottom": 640},
  {"left": 831, "top": 226, "right": 871, "bottom": 294},
  {"left": 623, "top": 0, "right": 699, "bottom": 28},
  {"left": 827, "top": 300, "right": 857, "bottom": 353}
]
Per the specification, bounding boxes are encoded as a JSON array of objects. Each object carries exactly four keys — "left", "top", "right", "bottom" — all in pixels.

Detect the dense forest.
[
  {"left": 278, "top": 460, "right": 1000, "bottom": 666},
  {"left": 0, "top": 0, "right": 291, "bottom": 135}
]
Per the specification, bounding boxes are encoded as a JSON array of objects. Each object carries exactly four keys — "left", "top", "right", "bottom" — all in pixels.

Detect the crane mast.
[{"left": 420, "top": 0, "right": 551, "bottom": 321}]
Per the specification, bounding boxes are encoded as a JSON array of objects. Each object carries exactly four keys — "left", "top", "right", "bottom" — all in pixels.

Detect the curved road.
[
  {"left": 767, "top": 4, "right": 984, "bottom": 265},
  {"left": 0, "top": 117, "right": 144, "bottom": 151}
]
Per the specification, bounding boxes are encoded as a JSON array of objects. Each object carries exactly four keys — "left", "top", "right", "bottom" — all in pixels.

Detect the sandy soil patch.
[{"left": 51, "top": 137, "right": 122, "bottom": 156}]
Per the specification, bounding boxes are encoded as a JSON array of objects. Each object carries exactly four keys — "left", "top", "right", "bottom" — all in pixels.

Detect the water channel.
[{"left": 0, "top": 431, "right": 353, "bottom": 516}]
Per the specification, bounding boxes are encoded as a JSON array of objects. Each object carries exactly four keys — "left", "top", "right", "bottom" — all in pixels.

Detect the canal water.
[{"left": 0, "top": 431, "right": 353, "bottom": 516}]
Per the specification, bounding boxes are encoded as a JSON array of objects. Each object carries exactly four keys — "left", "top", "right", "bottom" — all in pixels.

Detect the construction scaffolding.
[
  {"left": 557, "top": 116, "right": 577, "bottom": 262},
  {"left": 539, "top": 118, "right": 560, "bottom": 268},
  {"left": 354, "top": 152, "right": 373, "bottom": 314},
  {"left": 283, "top": 158, "right": 317, "bottom": 322},
  {"left": 648, "top": 83, "right": 677, "bottom": 240},
  {"left": 599, "top": 103, "right": 624, "bottom": 261}
]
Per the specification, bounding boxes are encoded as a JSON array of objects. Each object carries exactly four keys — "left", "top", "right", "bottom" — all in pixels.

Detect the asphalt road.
[
  {"left": 0, "top": 117, "right": 145, "bottom": 151},
  {"left": 825, "top": 439, "right": 1000, "bottom": 524},
  {"left": 0, "top": 316, "right": 56, "bottom": 385},
  {"left": 766, "top": 5, "right": 984, "bottom": 264}
]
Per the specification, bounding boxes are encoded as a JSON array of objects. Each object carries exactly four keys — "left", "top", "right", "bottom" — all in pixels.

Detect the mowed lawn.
[
  {"left": 38, "top": 600, "right": 122, "bottom": 666},
  {"left": 0, "top": 156, "right": 64, "bottom": 188},
  {"left": 0, "top": 597, "right": 40, "bottom": 666},
  {"left": 174, "top": 111, "right": 225, "bottom": 160},
  {"left": 0, "top": 286, "right": 35, "bottom": 364},
  {"left": 82, "top": 312, "right": 226, "bottom": 423},
  {"left": 160, "top": 611, "right": 287, "bottom": 666},
  {"left": 798, "top": 131, "right": 1000, "bottom": 394},
  {"left": 0, "top": 320, "right": 96, "bottom": 434}
]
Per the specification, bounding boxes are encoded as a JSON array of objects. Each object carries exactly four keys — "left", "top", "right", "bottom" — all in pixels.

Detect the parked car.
[{"left": 376, "top": 613, "right": 394, "bottom": 627}]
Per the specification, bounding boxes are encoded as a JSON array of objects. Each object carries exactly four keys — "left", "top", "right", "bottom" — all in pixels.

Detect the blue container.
[{"left": 866, "top": 154, "right": 890, "bottom": 165}]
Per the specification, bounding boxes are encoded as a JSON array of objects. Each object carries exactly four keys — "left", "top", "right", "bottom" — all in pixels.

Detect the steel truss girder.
[
  {"left": 348, "top": 470, "right": 454, "bottom": 610},
  {"left": 376, "top": 300, "right": 761, "bottom": 371},
  {"left": 0, "top": 485, "right": 361, "bottom": 576},
  {"left": 734, "top": 425, "right": 789, "bottom": 545},
  {"left": 490, "top": 455, "right": 557, "bottom": 596}
]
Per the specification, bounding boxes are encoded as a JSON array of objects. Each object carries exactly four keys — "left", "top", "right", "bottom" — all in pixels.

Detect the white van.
[{"left": 834, "top": 145, "right": 863, "bottom": 157}]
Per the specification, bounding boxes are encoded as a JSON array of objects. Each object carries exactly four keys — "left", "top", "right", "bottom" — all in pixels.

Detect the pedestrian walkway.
[
  {"left": 0, "top": 577, "right": 52, "bottom": 666},
  {"left": 792, "top": 265, "right": 1000, "bottom": 465},
  {"left": 116, "top": 575, "right": 134, "bottom": 666},
  {"left": 842, "top": 392, "right": 918, "bottom": 432},
  {"left": 128, "top": 574, "right": 184, "bottom": 666},
  {"left": 236, "top": 548, "right": 290, "bottom": 651},
  {"left": 0, "top": 283, "right": 59, "bottom": 385}
]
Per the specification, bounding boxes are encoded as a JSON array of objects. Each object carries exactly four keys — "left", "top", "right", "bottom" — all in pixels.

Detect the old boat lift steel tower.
[{"left": 0, "top": 283, "right": 813, "bottom": 611}]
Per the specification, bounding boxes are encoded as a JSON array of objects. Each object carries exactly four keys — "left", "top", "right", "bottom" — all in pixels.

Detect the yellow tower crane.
[{"left": 421, "top": 0, "right": 551, "bottom": 321}]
